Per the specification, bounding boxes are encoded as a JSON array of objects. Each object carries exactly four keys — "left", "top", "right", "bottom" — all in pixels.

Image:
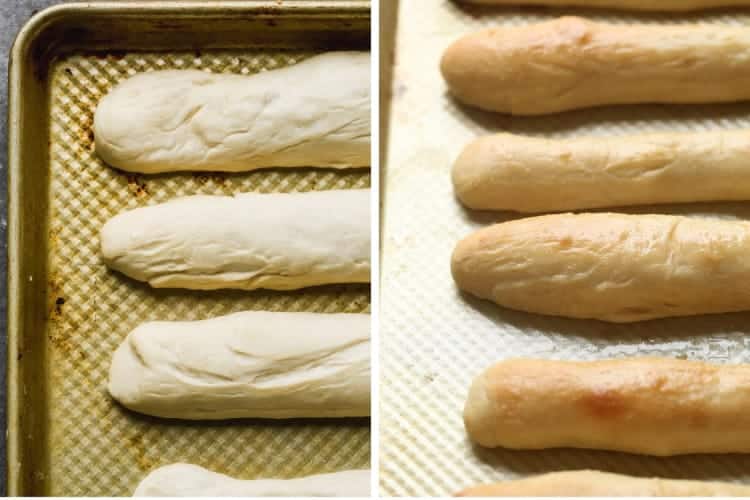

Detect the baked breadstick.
[
  {"left": 441, "top": 17, "right": 750, "bottom": 114},
  {"left": 100, "top": 189, "right": 370, "bottom": 291},
  {"left": 452, "top": 213, "right": 750, "bottom": 322},
  {"left": 458, "top": 470, "right": 750, "bottom": 496},
  {"left": 453, "top": 130, "right": 750, "bottom": 213},
  {"left": 134, "top": 464, "right": 370, "bottom": 497},
  {"left": 455, "top": 0, "right": 750, "bottom": 10},
  {"left": 465, "top": 358, "right": 750, "bottom": 455},
  {"left": 94, "top": 52, "right": 370, "bottom": 173}
]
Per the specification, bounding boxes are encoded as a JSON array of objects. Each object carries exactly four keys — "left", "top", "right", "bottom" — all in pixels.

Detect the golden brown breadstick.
[
  {"left": 452, "top": 130, "right": 750, "bottom": 213},
  {"left": 455, "top": 0, "right": 750, "bottom": 10},
  {"left": 457, "top": 470, "right": 750, "bottom": 496},
  {"left": 464, "top": 358, "right": 750, "bottom": 455},
  {"left": 451, "top": 213, "right": 750, "bottom": 322},
  {"left": 441, "top": 17, "right": 750, "bottom": 115}
]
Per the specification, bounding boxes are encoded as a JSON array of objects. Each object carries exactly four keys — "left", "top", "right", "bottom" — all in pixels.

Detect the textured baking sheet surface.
[
  {"left": 380, "top": 2, "right": 750, "bottom": 496},
  {"left": 46, "top": 50, "right": 370, "bottom": 497}
]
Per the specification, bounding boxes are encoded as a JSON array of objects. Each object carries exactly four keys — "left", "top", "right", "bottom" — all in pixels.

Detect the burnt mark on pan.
[
  {"left": 78, "top": 113, "right": 95, "bottom": 151},
  {"left": 126, "top": 175, "right": 149, "bottom": 199},
  {"left": 125, "top": 432, "right": 157, "bottom": 472},
  {"left": 46, "top": 272, "right": 63, "bottom": 320},
  {"left": 193, "top": 172, "right": 228, "bottom": 187},
  {"left": 54, "top": 296, "right": 65, "bottom": 316},
  {"left": 47, "top": 274, "right": 73, "bottom": 354},
  {"left": 48, "top": 227, "right": 60, "bottom": 248}
]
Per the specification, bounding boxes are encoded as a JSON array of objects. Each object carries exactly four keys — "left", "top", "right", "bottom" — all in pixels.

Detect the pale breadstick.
[
  {"left": 134, "top": 464, "right": 370, "bottom": 497},
  {"left": 453, "top": 130, "right": 750, "bottom": 213},
  {"left": 100, "top": 189, "right": 370, "bottom": 291},
  {"left": 464, "top": 358, "right": 750, "bottom": 455},
  {"left": 458, "top": 470, "right": 750, "bottom": 496},
  {"left": 451, "top": 213, "right": 750, "bottom": 322},
  {"left": 441, "top": 17, "right": 750, "bottom": 115},
  {"left": 109, "top": 311, "right": 370, "bottom": 420},
  {"left": 456, "top": 0, "right": 750, "bottom": 10},
  {"left": 94, "top": 52, "right": 370, "bottom": 173}
]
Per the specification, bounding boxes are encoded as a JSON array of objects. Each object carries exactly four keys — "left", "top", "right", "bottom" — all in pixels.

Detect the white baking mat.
[{"left": 380, "top": 1, "right": 750, "bottom": 496}]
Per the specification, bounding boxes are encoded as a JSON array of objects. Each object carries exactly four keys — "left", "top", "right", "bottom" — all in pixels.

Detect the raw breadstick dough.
[
  {"left": 452, "top": 213, "right": 750, "bottom": 322},
  {"left": 453, "top": 130, "right": 750, "bottom": 213},
  {"left": 464, "top": 358, "right": 750, "bottom": 455},
  {"left": 455, "top": 0, "right": 750, "bottom": 10},
  {"left": 100, "top": 189, "right": 370, "bottom": 291},
  {"left": 108, "top": 311, "right": 370, "bottom": 419},
  {"left": 441, "top": 17, "right": 750, "bottom": 114},
  {"left": 94, "top": 52, "right": 370, "bottom": 173},
  {"left": 458, "top": 470, "right": 750, "bottom": 496},
  {"left": 134, "top": 464, "right": 370, "bottom": 497}
]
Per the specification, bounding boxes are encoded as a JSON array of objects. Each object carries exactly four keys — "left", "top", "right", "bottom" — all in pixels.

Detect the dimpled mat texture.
[
  {"left": 46, "top": 50, "right": 370, "bottom": 496},
  {"left": 380, "top": 2, "right": 750, "bottom": 497}
]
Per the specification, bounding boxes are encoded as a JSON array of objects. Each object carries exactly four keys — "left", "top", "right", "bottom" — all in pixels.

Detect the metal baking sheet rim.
[{"left": 6, "top": 1, "right": 371, "bottom": 496}]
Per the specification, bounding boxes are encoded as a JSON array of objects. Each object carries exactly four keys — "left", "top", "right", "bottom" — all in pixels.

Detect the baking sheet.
[
  {"left": 379, "top": 1, "right": 750, "bottom": 496},
  {"left": 8, "top": 3, "right": 370, "bottom": 496}
]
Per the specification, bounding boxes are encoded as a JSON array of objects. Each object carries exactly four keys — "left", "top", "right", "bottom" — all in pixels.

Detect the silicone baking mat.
[
  {"left": 380, "top": 1, "right": 750, "bottom": 496},
  {"left": 46, "top": 50, "right": 370, "bottom": 496}
]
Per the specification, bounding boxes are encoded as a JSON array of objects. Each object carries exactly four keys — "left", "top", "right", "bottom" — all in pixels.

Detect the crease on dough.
[
  {"left": 94, "top": 51, "right": 371, "bottom": 173},
  {"left": 452, "top": 130, "right": 750, "bottom": 213},
  {"left": 100, "top": 189, "right": 371, "bottom": 291},
  {"left": 441, "top": 18, "right": 750, "bottom": 114},
  {"left": 108, "top": 310, "right": 371, "bottom": 419},
  {"left": 451, "top": 212, "right": 750, "bottom": 322}
]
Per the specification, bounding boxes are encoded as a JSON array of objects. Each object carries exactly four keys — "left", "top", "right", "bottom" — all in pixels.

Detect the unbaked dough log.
[
  {"left": 134, "top": 464, "right": 370, "bottom": 497},
  {"left": 109, "top": 311, "right": 370, "bottom": 419},
  {"left": 465, "top": 358, "right": 750, "bottom": 455},
  {"left": 441, "top": 17, "right": 750, "bottom": 115},
  {"left": 100, "top": 189, "right": 370, "bottom": 290},
  {"left": 458, "top": 470, "right": 750, "bottom": 496},
  {"left": 453, "top": 130, "right": 750, "bottom": 213},
  {"left": 94, "top": 52, "right": 370, "bottom": 173},
  {"left": 455, "top": 0, "right": 750, "bottom": 10},
  {"left": 452, "top": 213, "right": 750, "bottom": 322}
]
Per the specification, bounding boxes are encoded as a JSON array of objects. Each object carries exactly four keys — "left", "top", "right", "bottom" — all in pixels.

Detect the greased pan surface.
[
  {"left": 8, "top": 2, "right": 370, "bottom": 496},
  {"left": 380, "top": 1, "right": 750, "bottom": 496}
]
